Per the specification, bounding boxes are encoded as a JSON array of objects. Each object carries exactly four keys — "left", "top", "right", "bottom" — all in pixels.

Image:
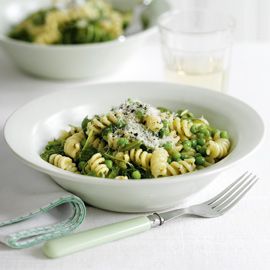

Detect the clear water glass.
[{"left": 158, "top": 10, "right": 235, "bottom": 92}]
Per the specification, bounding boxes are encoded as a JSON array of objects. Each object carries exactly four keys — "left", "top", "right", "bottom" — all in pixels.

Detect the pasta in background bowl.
[
  {"left": 0, "top": 0, "right": 169, "bottom": 79},
  {"left": 4, "top": 82, "right": 265, "bottom": 212}
]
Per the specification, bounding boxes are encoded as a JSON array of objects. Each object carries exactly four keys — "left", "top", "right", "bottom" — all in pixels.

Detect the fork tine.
[
  {"left": 217, "top": 177, "right": 258, "bottom": 214},
  {"left": 213, "top": 175, "right": 257, "bottom": 209},
  {"left": 206, "top": 171, "right": 250, "bottom": 205},
  {"left": 210, "top": 174, "right": 255, "bottom": 208}
]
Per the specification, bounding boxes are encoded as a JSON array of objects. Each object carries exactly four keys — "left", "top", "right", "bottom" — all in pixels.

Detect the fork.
[{"left": 43, "top": 172, "right": 258, "bottom": 258}]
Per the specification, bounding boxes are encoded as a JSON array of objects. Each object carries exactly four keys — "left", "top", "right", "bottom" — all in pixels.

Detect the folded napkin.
[{"left": 0, "top": 136, "right": 86, "bottom": 249}]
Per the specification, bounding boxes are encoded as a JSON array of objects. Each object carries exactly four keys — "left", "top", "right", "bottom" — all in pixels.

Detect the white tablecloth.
[{"left": 0, "top": 37, "right": 269, "bottom": 270}]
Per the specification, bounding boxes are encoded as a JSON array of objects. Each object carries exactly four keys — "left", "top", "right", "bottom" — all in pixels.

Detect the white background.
[{"left": 169, "top": 0, "right": 270, "bottom": 41}]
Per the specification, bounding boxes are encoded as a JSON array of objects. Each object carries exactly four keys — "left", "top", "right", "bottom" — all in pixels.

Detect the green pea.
[
  {"left": 197, "top": 132, "right": 205, "bottom": 139},
  {"left": 184, "top": 145, "right": 191, "bottom": 151},
  {"left": 198, "top": 125, "right": 207, "bottom": 132},
  {"left": 197, "top": 138, "right": 206, "bottom": 146},
  {"left": 117, "top": 138, "right": 128, "bottom": 147},
  {"left": 105, "top": 160, "right": 113, "bottom": 169},
  {"left": 195, "top": 153, "right": 202, "bottom": 158},
  {"left": 163, "top": 142, "right": 173, "bottom": 151},
  {"left": 132, "top": 170, "right": 141, "bottom": 179},
  {"left": 183, "top": 140, "right": 192, "bottom": 150},
  {"left": 191, "top": 139, "right": 197, "bottom": 147},
  {"left": 190, "top": 125, "right": 198, "bottom": 134},
  {"left": 198, "top": 126, "right": 210, "bottom": 137},
  {"left": 172, "top": 151, "right": 181, "bottom": 161},
  {"left": 162, "top": 120, "right": 169, "bottom": 128},
  {"left": 203, "top": 129, "right": 210, "bottom": 137},
  {"left": 198, "top": 146, "right": 207, "bottom": 156},
  {"left": 181, "top": 153, "right": 189, "bottom": 160},
  {"left": 196, "top": 145, "right": 202, "bottom": 152},
  {"left": 183, "top": 140, "right": 191, "bottom": 147},
  {"left": 195, "top": 156, "right": 205, "bottom": 165},
  {"left": 220, "top": 130, "right": 229, "bottom": 139},
  {"left": 136, "top": 110, "right": 144, "bottom": 120}
]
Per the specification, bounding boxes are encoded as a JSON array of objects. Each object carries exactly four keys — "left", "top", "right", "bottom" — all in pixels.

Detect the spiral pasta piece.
[
  {"left": 204, "top": 157, "right": 216, "bottom": 167},
  {"left": 49, "top": 154, "right": 78, "bottom": 173},
  {"left": 85, "top": 153, "right": 109, "bottom": 177},
  {"left": 212, "top": 130, "right": 222, "bottom": 141},
  {"left": 59, "top": 126, "right": 82, "bottom": 141},
  {"left": 107, "top": 133, "right": 119, "bottom": 150},
  {"left": 145, "top": 115, "right": 163, "bottom": 132},
  {"left": 64, "top": 131, "right": 85, "bottom": 159},
  {"left": 69, "top": 126, "right": 83, "bottom": 135},
  {"left": 206, "top": 138, "right": 230, "bottom": 159},
  {"left": 170, "top": 118, "right": 192, "bottom": 141},
  {"left": 115, "top": 176, "right": 128, "bottom": 180},
  {"left": 87, "top": 112, "right": 118, "bottom": 134},
  {"left": 90, "top": 137, "right": 106, "bottom": 152},
  {"left": 167, "top": 158, "right": 196, "bottom": 176},
  {"left": 129, "top": 149, "right": 152, "bottom": 170},
  {"left": 115, "top": 152, "right": 130, "bottom": 163},
  {"left": 150, "top": 148, "right": 169, "bottom": 178},
  {"left": 169, "top": 130, "right": 181, "bottom": 144}
]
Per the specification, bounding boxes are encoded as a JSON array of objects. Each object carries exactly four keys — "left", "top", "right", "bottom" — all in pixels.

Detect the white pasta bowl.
[
  {"left": 0, "top": 0, "right": 169, "bottom": 80},
  {"left": 4, "top": 82, "right": 265, "bottom": 212}
]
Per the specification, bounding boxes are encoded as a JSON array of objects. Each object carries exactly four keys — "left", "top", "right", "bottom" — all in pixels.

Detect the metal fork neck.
[
  {"left": 147, "top": 208, "right": 187, "bottom": 228},
  {"left": 147, "top": 213, "right": 165, "bottom": 228}
]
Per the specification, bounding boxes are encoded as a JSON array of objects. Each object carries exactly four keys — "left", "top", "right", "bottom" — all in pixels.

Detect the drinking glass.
[{"left": 158, "top": 10, "right": 235, "bottom": 92}]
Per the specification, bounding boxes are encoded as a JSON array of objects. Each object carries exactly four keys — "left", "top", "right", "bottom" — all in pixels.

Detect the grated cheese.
[{"left": 111, "top": 99, "right": 179, "bottom": 149}]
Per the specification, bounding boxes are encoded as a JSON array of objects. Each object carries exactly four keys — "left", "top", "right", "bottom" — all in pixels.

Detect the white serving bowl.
[
  {"left": 4, "top": 82, "right": 265, "bottom": 212},
  {"left": 0, "top": 0, "right": 169, "bottom": 79}
]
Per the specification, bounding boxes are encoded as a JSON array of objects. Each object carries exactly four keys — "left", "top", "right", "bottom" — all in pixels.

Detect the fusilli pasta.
[
  {"left": 87, "top": 112, "right": 118, "bottom": 134},
  {"left": 167, "top": 158, "right": 196, "bottom": 176},
  {"left": 8, "top": 0, "right": 131, "bottom": 45},
  {"left": 85, "top": 153, "right": 109, "bottom": 177},
  {"left": 41, "top": 99, "right": 231, "bottom": 179},
  {"left": 49, "top": 154, "right": 78, "bottom": 173},
  {"left": 145, "top": 115, "right": 163, "bottom": 132},
  {"left": 170, "top": 118, "right": 193, "bottom": 141},
  {"left": 150, "top": 148, "right": 169, "bottom": 178},
  {"left": 64, "top": 131, "right": 85, "bottom": 159},
  {"left": 206, "top": 138, "right": 230, "bottom": 159}
]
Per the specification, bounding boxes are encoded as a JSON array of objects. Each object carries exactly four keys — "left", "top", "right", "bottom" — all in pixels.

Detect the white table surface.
[{"left": 0, "top": 37, "right": 270, "bottom": 270}]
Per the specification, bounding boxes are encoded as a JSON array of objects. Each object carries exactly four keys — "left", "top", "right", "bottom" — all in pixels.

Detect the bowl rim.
[{"left": 4, "top": 81, "right": 266, "bottom": 185}]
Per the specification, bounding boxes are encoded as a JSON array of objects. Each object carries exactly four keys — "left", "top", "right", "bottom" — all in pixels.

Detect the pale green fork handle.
[{"left": 43, "top": 216, "right": 151, "bottom": 258}]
